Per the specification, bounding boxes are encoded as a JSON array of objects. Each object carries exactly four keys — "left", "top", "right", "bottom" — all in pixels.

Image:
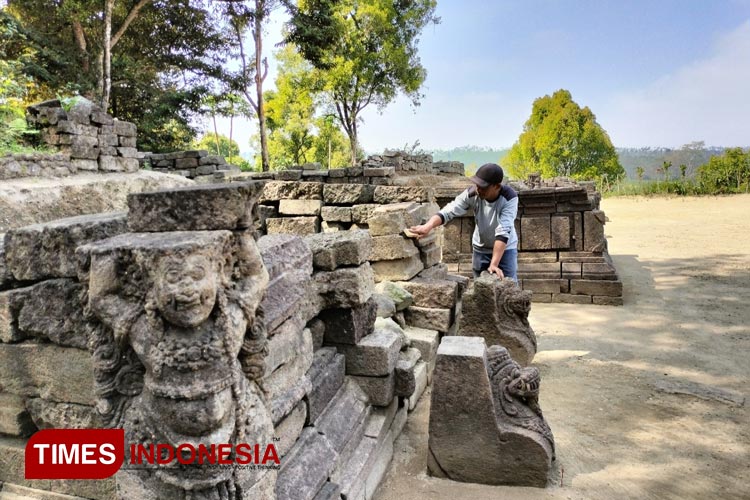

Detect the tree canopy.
[
  {"left": 287, "top": 0, "right": 439, "bottom": 164},
  {"left": 503, "top": 89, "right": 624, "bottom": 182}
]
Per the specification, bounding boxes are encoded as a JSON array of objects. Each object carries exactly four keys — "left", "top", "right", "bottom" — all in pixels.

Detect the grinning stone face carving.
[{"left": 155, "top": 254, "right": 218, "bottom": 328}]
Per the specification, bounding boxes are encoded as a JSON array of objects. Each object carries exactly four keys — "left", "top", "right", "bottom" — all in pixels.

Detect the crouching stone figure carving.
[
  {"left": 80, "top": 231, "right": 276, "bottom": 499},
  {"left": 428, "top": 337, "right": 554, "bottom": 487}
]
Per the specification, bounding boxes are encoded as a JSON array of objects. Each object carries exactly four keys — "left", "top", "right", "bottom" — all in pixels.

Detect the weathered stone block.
[
  {"left": 351, "top": 204, "right": 379, "bottom": 224},
  {"left": 521, "top": 216, "right": 552, "bottom": 250},
  {"left": 371, "top": 255, "right": 423, "bottom": 282},
  {"left": 593, "top": 295, "right": 624, "bottom": 306},
  {"left": 314, "top": 263, "right": 375, "bottom": 309},
  {"left": 5, "top": 212, "right": 127, "bottom": 281},
  {"left": 372, "top": 292, "right": 396, "bottom": 318},
  {"left": 395, "top": 347, "right": 421, "bottom": 397},
  {"left": 71, "top": 158, "right": 98, "bottom": 171},
  {"left": 404, "top": 306, "right": 452, "bottom": 332},
  {"left": 561, "top": 261, "right": 582, "bottom": 278},
  {"left": 323, "top": 184, "right": 374, "bottom": 204},
  {"left": 174, "top": 156, "right": 198, "bottom": 169},
  {"left": 305, "top": 230, "right": 372, "bottom": 271},
  {"left": 25, "top": 398, "right": 100, "bottom": 430},
  {"left": 570, "top": 279, "right": 623, "bottom": 297},
  {"left": 551, "top": 215, "right": 571, "bottom": 249},
  {"left": 267, "top": 216, "right": 320, "bottom": 235},
  {"left": 0, "top": 393, "right": 35, "bottom": 437},
  {"left": 374, "top": 281, "right": 413, "bottom": 311},
  {"left": 305, "top": 348, "right": 346, "bottom": 423},
  {"left": 320, "top": 297, "right": 377, "bottom": 345},
  {"left": 367, "top": 211, "right": 406, "bottom": 236},
  {"left": 397, "top": 278, "right": 458, "bottom": 309},
  {"left": 321, "top": 206, "right": 353, "bottom": 222},
  {"left": 419, "top": 243, "right": 442, "bottom": 267},
  {"left": 262, "top": 332, "right": 314, "bottom": 403},
  {"left": 262, "top": 180, "right": 323, "bottom": 201},
  {"left": 552, "top": 293, "right": 592, "bottom": 304},
  {"left": 128, "top": 182, "right": 263, "bottom": 232},
  {"left": 314, "top": 379, "right": 370, "bottom": 452},
  {"left": 584, "top": 210, "right": 607, "bottom": 252},
  {"left": 275, "top": 401, "right": 307, "bottom": 458},
  {"left": 582, "top": 262, "right": 618, "bottom": 280},
  {"left": 276, "top": 428, "right": 338, "bottom": 500},
  {"left": 267, "top": 326, "right": 313, "bottom": 374},
  {"left": 370, "top": 235, "right": 419, "bottom": 261},
  {"left": 521, "top": 279, "right": 567, "bottom": 294},
  {"left": 428, "top": 337, "right": 553, "bottom": 487},
  {"left": 407, "top": 360, "right": 428, "bottom": 411},
  {"left": 459, "top": 276, "right": 537, "bottom": 366},
  {"left": 517, "top": 261, "right": 562, "bottom": 279},
  {"left": 331, "top": 326, "right": 402, "bottom": 376},
  {"left": 279, "top": 199, "right": 323, "bottom": 216},
  {"left": 0, "top": 343, "right": 94, "bottom": 405},
  {"left": 350, "top": 372, "right": 395, "bottom": 407},
  {"left": 15, "top": 279, "right": 88, "bottom": 348},
  {"left": 403, "top": 326, "right": 439, "bottom": 364},
  {"left": 373, "top": 186, "right": 433, "bottom": 203},
  {"left": 113, "top": 119, "right": 137, "bottom": 137}
]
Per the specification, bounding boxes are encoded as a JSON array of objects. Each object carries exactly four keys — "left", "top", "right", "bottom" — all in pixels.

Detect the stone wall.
[
  {"left": 361, "top": 151, "right": 464, "bottom": 176},
  {"left": 0, "top": 152, "right": 76, "bottom": 180},
  {"left": 0, "top": 181, "right": 461, "bottom": 500},
  {"left": 142, "top": 150, "right": 240, "bottom": 181},
  {"left": 437, "top": 178, "right": 623, "bottom": 305}
]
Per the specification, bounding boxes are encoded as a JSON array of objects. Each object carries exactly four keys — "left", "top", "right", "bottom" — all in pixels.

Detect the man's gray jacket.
[{"left": 437, "top": 185, "right": 519, "bottom": 253}]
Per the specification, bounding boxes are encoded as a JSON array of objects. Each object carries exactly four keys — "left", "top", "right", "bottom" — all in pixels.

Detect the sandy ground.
[{"left": 374, "top": 195, "right": 750, "bottom": 500}]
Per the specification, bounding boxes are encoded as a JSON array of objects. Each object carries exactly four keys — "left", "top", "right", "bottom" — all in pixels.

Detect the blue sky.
[{"left": 217, "top": 0, "right": 750, "bottom": 153}]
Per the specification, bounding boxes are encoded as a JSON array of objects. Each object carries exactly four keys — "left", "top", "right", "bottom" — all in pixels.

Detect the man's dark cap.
[{"left": 470, "top": 163, "right": 504, "bottom": 188}]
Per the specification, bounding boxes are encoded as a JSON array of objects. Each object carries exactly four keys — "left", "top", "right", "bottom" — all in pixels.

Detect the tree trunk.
[
  {"left": 101, "top": 0, "right": 114, "bottom": 110},
  {"left": 212, "top": 113, "right": 220, "bottom": 155},
  {"left": 255, "top": 5, "right": 270, "bottom": 172},
  {"left": 348, "top": 117, "right": 358, "bottom": 166},
  {"left": 229, "top": 116, "right": 234, "bottom": 158}
]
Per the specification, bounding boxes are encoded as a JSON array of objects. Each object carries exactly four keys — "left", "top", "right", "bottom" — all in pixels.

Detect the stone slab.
[
  {"left": 407, "top": 361, "right": 428, "bottom": 411},
  {"left": 305, "top": 348, "right": 346, "bottom": 424},
  {"left": 397, "top": 278, "right": 458, "bottom": 309},
  {"left": 374, "top": 281, "right": 413, "bottom": 311},
  {"left": 279, "top": 199, "right": 323, "bottom": 216},
  {"left": 373, "top": 186, "right": 433, "bottom": 203},
  {"left": 276, "top": 428, "right": 338, "bottom": 500},
  {"left": 583, "top": 210, "right": 607, "bottom": 252},
  {"left": 314, "top": 263, "right": 375, "bottom": 309},
  {"left": 262, "top": 181, "right": 323, "bottom": 201},
  {"left": 570, "top": 279, "right": 623, "bottom": 297},
  {"left": 320, "top": 298, "right": 377, "bottom": 345},
  {"left": 5, "top": 212, "right": 127, "bottom": 281},
  {"left": 275, "top": 401, "right": 307, "bottom": 458},
  {"left": 370, "top": 235, "right": 419, "bottom": 261},
  {"left": 0, "top": 343, "right": 94, "bottom": 405},
  {"left": 331, "top": 326, "right": 402, "bottom": 377},
  {"left": 305, "top": 230, "right": 372, "bottom": 271},
  {"left": 323, "top": 184, "right": 374, "bottom": 204},
  {"left": 320, "top": 206, "right": 353, "bottom": 222},
  {"left": 0, "top": 393, "right": 35, "bottom": 437},
  {"left": 395, "top": 348, "right": 421, "bottom": 397},
  {"left": 314, "top": 379, "right": 370, "bottom": 453},
  {"left": 520, "top": 216, "right": 552, "bottom": 250},
  {"left": 350, "top": 372, "right": 395, "bottom": 407},
  {"left": 371, "top": 255, "right": 423, "bottom": 282},
  {"left": 128, "top": 182, "right": 263, "bottom": 231},
  {"left": 266, "top": 216, "right": 320, "bottom": 235},
  {"left": 404, "top": 306, "right": 452, "bottom": 332}
]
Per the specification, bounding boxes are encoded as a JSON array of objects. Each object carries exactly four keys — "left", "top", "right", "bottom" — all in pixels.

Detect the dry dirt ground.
[{"left": 374, "top": 194, "right": 750, "bottom": 500}]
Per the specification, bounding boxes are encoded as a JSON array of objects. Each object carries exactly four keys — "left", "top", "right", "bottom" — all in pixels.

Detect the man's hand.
[
  {"left": 488, "top": 264, "right": 504, "bottom": 278},
  {"left": 408, "top": 224, "right": 432, "bottom": 239}
]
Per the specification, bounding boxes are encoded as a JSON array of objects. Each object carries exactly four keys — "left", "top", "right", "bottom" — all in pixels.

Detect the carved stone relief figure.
[{"left": 81, "top": 231, "right": 274, "bottom": 499}]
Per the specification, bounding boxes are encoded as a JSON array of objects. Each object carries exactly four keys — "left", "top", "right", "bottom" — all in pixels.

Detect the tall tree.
[
  {"left": 222, "top": 0, "right": 278, "bottom": 171},
  {"left": 287, "top": 0, "right": 439, "bottom": 164},
  {"left": 503, "top": 89, "right": 624, "bottom": 182}
]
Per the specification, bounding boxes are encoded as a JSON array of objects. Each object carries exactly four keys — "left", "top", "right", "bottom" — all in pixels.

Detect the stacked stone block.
[
  {"left": 144, "top": 150, "right": 240, "bottom": 182},
  {"left": 361, "top": 151, "right": 464, "bottom": 176},
  {"left": 0, "top": 153, "right": 75, "bottom": 179},
  {"left": 0, "top": 212, "right": 130, "bottom": 499},
  {"left": 25, "top": 98, "right": 140, "bottom": 174}
]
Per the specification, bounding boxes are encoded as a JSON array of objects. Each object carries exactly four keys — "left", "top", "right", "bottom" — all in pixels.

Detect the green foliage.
[
  {"left": 617, "top": 142, "right": 725, "bottom": 180},
  {"left": 289, "top": 0, "right": 439, "bottom": 163},
  {"left": 503, "top": 89, "right": 624, "bottom": 183},
  {"left": 194, "top": 133, "right": 240, "bottom": 158},
  {"left": 696, "top": 148, "right": 750, "bottom": 193}
]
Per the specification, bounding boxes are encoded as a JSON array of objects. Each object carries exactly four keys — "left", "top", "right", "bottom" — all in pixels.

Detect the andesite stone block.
[
  {"left": 305, "top": 348, "right": 346, "bottom": 424},
  {"left": 374, "top": 281, "right": 413, "bottom": 311},
  {"left": 521, "top": 216, "right": 552, "bottom": 250},
  {"left": 314, "top": 379, "right": 370, "bottom": 453},
  {"left": 323, "top": 184, "right": 374, "bottom": 204},
  {"left": 266, "top": 216, "right": 320, "bottom": 235},
  {"left": 407, "top": 360, "right": 428, "bottom": 411},
  {"left": 320, "top": 296, "right": 377, "bottom": 345},
  {"left": 331, "top": 325, "right": 402, "bottom": 377},
  {"left": 370, "top": 235, "right": 419, "bottom": 261},
  {"left": 371, "top": 254, "right": 423, "bottom": 282},
  {"left": 5, "top": 212, "right": 127, "bottom": 281},
  {"left": 395, "top": 347, "right": 421, "bottom": 397},
  {"left": 584, "top": 210, "right": 607, "bottom": 252},
  {"left": 276, "top": 428, "right": 338, "bottom": 500},
  {"left": 305, "top": 230, "right": 372, "bottom": 271},
  {"left": 275, "top": 401, "right": 307, "bottom": 458},
  {"left": 279, "top": 199, "right": 323, "bottom": 216},
  {"left": 373, "top": 186, "right": 433, "bottom": 203},
  {"left": 404, "top": 306, "right": 452, "bottom": 332},
  {"left": 262, "top": 180, "right": 323, "bottom": 201},
  {"left": 315, "top": 263, "right": 375, "bottom": 309},
  {"left": 570, "top": 279, "right": 622, "bottom": 297},
  {"left": 397, "top": 278, "right": 458, "bottom": 309},
  {"left": 320, "top": 206, "right": 353, "bottom": 222},
  {"left": 128, "top": 182, "right": 263, "bottom": 232},
  {"left": 350, "top": 372, "right": 395, "bottom": 407}
]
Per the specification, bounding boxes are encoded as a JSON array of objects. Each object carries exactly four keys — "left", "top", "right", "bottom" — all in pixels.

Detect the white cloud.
[{"left": 603, "top": 20, "right": 750, "bottom": 147}]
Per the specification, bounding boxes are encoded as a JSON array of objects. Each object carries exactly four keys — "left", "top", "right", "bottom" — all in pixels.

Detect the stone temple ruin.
[{"left": 0, "top": 102, "right": 618, "bottom": 498}]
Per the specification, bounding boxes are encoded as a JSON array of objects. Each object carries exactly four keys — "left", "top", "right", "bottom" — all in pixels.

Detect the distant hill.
[
  {"left": 616, "top": 146, "right": 727, "bottom": 180},
  {"left": 428, "top": 146, "right": 509, "bottom": 176}
]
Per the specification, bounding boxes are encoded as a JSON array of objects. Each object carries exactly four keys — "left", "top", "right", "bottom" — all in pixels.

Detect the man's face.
[
  {"left": 476, "top": 183, "right": 502, "bottom": 201},
  {"left": 155, "top": 254, "right": 218, "bottom": 328}
]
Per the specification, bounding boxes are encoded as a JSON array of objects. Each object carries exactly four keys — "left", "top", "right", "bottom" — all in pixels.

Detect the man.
[{"left": 409, "top": 163, "right": 519, "bottom": 280}]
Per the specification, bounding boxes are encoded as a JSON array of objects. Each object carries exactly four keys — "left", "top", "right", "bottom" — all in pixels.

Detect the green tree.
[
  {"left": 697, "top": 148, "right": 750, "bottom": 193},
  {"left": 636, "top": 166, "right": 645, "bottom": 182},
  {"left": 288, "top": 0, "right": 439, "bottom": 164},
  {"left": 662, "top": 161, "right": 672, "bottom": 181},
  {"left": 503, "top": 89, "right": 624, "bottom": 182},
  {"left": 193, "top": 133, "right": 240, "bottom": 158}
]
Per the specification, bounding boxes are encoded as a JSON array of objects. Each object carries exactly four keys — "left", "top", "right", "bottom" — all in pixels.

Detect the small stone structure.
[
  {"left": 143, "top": 150, "right": 240, "bottom": 181},
  {"left": 459, "top": 275, "right": 537, "bottom": 365},
  {"left": 361, "top": 151, "right": 464, "bottom": 176},
  {"left": 438, "top": 176, "right": 623, "bottom": 305},
  {"left": 428, "top": 336, "right": 554, "bottom": 487}
]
